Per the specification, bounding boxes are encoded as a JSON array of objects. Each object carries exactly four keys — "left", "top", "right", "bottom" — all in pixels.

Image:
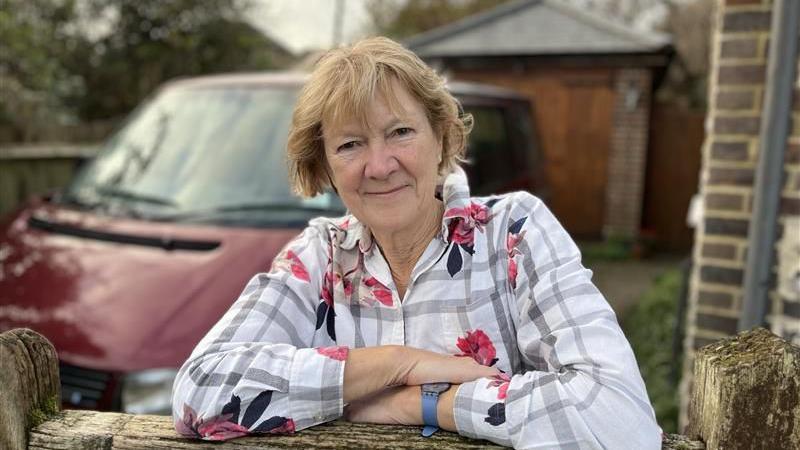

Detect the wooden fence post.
[
  {"left": 687, "top": 327, "right": 800, "bottom": 449},
  {"left": 0, "top": 328, "right": 61, "bottom": 450}
]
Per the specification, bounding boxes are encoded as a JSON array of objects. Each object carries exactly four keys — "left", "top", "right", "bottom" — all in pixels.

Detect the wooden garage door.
[{"left": 453, "top": 68, "right": 615, "bottom": 238}]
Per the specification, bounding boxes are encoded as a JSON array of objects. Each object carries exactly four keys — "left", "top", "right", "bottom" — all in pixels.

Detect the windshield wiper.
[
  {"left": 93, "top": 184, "right": 178, "bottom": 207},
  {"left": 57, "top": 192, "right": 103, "bottom": 210},
  {"left": 154, "top": 202, "right": 343, "bottom": 222}
]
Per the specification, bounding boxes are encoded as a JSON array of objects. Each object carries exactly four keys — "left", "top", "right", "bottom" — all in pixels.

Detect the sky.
[
  {"left": 244, "top": 0, "right": 670, "bottom": 56},
  {"left": 248, "top": 0, "right": 374, "bottom": 55}
]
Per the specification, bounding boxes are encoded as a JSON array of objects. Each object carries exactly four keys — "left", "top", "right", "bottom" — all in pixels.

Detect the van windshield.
[{"left": 64, "top": 84, "right": 342, "bottom": 224}]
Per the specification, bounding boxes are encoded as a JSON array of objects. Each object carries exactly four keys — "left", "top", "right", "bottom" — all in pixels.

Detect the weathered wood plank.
[
  {"left": 0, "top": 328, "right": 61, "bottom": 450},
  {"left": 29, "top": 410, "right": 701, "bottom": 450},
  {"left": 687, "top": 327, "right": 800, "bottom": 450},
  {"left": 28, "top": 411, "right": 501, "bottom": 449}
]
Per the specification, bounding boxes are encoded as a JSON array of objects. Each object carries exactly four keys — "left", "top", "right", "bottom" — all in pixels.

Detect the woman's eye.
[
  {"left": 337, "top": 141, "right": 358, "bottom": 152},
  {"left": 392, "top": 127, "right": 413, "bottom": 137}
]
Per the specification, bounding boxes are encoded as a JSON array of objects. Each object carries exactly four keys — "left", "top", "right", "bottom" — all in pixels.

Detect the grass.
[{"left": 621, "top": 267, "right": 685, "bottom": 434}]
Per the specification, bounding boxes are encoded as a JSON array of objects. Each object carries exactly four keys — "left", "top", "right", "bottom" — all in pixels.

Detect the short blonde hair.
[{"left": 287, "top": 36, "right": 472, "bottom": 198}]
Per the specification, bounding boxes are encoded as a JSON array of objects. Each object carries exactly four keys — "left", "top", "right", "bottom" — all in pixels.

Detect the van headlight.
[{"left": 121, "top": 369, "right": 178, "bottom": 415}]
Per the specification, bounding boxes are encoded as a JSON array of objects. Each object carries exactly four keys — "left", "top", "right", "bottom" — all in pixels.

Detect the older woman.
[{"left": 172, "top": 37, "right": 661, "bottom": 448}]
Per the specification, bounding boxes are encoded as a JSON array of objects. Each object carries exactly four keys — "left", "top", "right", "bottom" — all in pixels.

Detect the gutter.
[{"left": 739, "top": 0, "right": 800, "bottom": 331}]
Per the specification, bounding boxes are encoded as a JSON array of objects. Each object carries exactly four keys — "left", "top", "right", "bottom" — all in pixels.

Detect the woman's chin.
[{"left": 362, "top": 208, "right": 421, "bottom": 236}]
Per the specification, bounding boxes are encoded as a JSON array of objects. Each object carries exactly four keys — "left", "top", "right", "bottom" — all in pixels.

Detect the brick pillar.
[
  {"left": 773, "top": 58, "right": 800, "bottom": 342},
  {"left": 603, "top": 68, "right": 652, "bottom": 239},
  {"left": 680, "top": 0, "right": 800, "bottom": 430}
]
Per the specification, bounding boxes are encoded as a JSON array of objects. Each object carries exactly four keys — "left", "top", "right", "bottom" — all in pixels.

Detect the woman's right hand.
[{"left": 391, "top": 346, "right": 501, "bottom": 386}]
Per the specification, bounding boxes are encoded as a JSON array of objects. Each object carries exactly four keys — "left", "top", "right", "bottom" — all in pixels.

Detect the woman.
[{"left": 172, "top": 37, "right": 661, "bottom": 449}]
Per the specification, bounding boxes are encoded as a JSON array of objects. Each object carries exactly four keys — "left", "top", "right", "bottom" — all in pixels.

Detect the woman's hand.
[
  {"left": 345, "top": 383, "right": 459, "bottom": 431},
  {"left": 392, "top": 346, "right": 500, "bottom": 386},
  {"left": 345, "top": 385, "right": 421, "bottom": 425},
  {"left": 343, "top": 346, "right": 498, "bottom": 404}
]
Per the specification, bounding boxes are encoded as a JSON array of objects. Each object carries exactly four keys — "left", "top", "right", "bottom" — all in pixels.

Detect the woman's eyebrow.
[{"left": 382, "top": 117, "right": 413, "bottom": 131}]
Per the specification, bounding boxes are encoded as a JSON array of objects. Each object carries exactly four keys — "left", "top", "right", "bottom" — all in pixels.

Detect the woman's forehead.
[{"left": 322, "top": 84, "right": 424, "bottom": 134}]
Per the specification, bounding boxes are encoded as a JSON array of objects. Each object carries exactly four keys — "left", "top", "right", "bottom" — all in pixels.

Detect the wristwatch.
[{"left": 420, "top": 382, "right": 451, "bottom": 437}]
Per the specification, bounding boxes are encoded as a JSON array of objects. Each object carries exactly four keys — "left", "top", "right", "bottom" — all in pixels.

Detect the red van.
[{"left": 0, "top": 72, "right": 544, "bottom": 414}]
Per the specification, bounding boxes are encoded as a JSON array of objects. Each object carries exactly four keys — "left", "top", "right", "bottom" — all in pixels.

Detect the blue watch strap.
[
  {"left": 421, "top": 391, "right": 439, "bottom": 437},
  {"left": 422, "top": 424, "right": 438, "bottom": 438}
]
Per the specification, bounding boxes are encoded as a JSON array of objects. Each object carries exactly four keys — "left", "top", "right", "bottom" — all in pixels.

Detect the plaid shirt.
[{"left": 172, "top": 168, "right": 661, "bottom": 448}]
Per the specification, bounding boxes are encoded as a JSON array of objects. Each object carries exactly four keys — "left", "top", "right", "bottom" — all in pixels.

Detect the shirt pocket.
[{"left": 439, "top": 289, "right": 513, "bottom": 372}]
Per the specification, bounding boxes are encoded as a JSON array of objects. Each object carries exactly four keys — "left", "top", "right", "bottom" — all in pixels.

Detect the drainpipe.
[{"left": 739, "top": 0, "right": 800, "bottom": 331}]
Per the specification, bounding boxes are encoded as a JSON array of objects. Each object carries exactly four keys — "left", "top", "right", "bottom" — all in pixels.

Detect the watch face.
[{"left": 422, "top": 382, "right": 451, "bottom": 394}]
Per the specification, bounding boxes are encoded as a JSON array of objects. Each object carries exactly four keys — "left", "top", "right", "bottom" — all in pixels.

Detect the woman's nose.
[{"left": 363, "top": 142, "right": 399, "bottom": 179}]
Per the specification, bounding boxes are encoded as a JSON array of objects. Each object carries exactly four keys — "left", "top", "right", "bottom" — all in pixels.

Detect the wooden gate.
[{"left": 641, "top": 102, "right": 705, "bottom": 251}]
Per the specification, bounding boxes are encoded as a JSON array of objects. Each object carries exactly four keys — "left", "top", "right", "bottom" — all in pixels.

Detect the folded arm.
[{"left": 451, "top": 194, "right": 661, "bottom": 449}]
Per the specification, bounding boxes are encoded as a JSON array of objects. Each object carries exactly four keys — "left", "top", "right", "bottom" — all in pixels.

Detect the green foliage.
[
  {"left": 66, "top": 0, "right": 286, "bottom": 120},
  {"left": 0, "top": 0, "right": 291, "bottom": 138},
  {"left": 622, "top": 268, "right": 684, "bottom": 433},
  {"left": 579, "top": 236, "right": 633, "bottom": 264},
  {"left": 0, "top": 0, "right": 84, "bottom": 133},
  {"left": 367, "top": 0, "right": 513, "bottom": 39}
]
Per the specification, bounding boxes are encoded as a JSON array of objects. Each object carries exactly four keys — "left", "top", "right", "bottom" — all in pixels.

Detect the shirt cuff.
[
  {"left": 453, "top": 377, "right": 512, "bottom": 447},
  {"left": 288, "top": 346, "right": 348, "bottom": 429}
]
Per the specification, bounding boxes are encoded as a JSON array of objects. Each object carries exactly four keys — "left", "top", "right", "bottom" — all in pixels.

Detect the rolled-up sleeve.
[
  {"left": 172, "top": 226, "right": 346, "bottom": 440},
  {"left": 453, "top": 194, "right": 661, "bottom": 449}
]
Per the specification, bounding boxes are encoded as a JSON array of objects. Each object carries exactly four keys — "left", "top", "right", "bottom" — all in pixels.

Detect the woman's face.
[{"left": 322, "top": 81, "right": 443, "bottom": 238}]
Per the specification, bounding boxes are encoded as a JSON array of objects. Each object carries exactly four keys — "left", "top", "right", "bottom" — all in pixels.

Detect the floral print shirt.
[{"left": 172, "top": 168, "right": 661, "bottom": 448}]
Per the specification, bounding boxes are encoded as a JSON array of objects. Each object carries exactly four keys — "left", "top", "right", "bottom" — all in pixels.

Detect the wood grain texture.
[
  {"left": 0, "top": 328, "right": 61, "bottom": 450},
  {"left": 29, "top": 411, "right": 501, "bottom": 449},
  {"left": 28, "top": 410, "right": 702, "bottom": 450},
  {"left": 687, "top": 327, "right": 800, "bottom": 450}
]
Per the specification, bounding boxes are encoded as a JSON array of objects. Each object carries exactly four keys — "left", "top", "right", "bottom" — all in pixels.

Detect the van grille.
[{"left": 59, "top": 363, "right": 112, "bottom": 409}]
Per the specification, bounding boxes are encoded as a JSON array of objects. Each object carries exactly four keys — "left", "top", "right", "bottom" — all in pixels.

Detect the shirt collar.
[{"left": 339, "top": 166, "right": 473, "bottom": 254}]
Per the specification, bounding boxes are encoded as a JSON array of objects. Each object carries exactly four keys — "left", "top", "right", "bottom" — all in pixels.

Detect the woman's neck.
[{"left": 372, "top": 202, "right": 443, "bottom": 298}]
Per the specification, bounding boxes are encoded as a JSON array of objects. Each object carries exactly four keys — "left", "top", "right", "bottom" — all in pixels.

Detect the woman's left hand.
[
  {"left": 345, "top": 385, "right": 421, "bottom": 425},
  {"left": 344, "top": 384, "right": 458, "bottom": 431}
]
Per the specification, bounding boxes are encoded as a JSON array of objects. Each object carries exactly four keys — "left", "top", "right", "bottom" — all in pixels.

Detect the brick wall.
[
  {"left": 604, "top": 68, "right": 652, "bottom": 238},
  {"left": 773, "top": 56, "right": 800, "bottom": 342},
  {"left": 679, "top": 0, "right": 800, "bottom": 429}
]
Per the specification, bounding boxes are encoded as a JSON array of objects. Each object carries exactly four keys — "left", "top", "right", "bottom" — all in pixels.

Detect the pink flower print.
[
  {"left": 363, "top": 276, "right": 394, "bottom": 307},
  {"left": 506, "top": 230, "right": 526, "bottom": 289},
  {"left": 488, "top": 373, "right": 511, "bottom": 400},
  {"left": 339, "top": 218, "right": 350, "bottom": 230},
  {"left": 177, "top": 404, "right": 249, "bottom": 441},
  {"left": 336, "top": 272, "right": 354, "bottom": 297},
  {"left": 456, "top": 329, "right": 498, "bottom": 367},
  {"left": 444, "top": 202, "right": 492, "bottom": 246},
  {"left": 470, "top": 202, "right": 490, "bottom": 224},
  {"left": 274, "top": 249, "right": 310, "bottom": 282},
  {"left": 508, "top": 259, "right": 518, "bottom": 289},
  {"left": 498, "top": 382, "right": 509, "bottom": 400},
  {"left": 285, "top": 250, "right": 310, "bottom": 282},
  {"left": 321, "top": 266, "right": 334, "bottom": 306},
  {"left": 317, "top": 345, "right": 349, "bottom": 361},
  {"left": 448, "top": 218, "right": 474, "bottom": 245},
  {"left": 197, "top": 415, "right": 250, "bottom": 441},
  {"left": 506, "top": 231, "right": 525, "bottom": 256},
  {"left": 176, "top": 404, "right": 201, "bottom": 437}
]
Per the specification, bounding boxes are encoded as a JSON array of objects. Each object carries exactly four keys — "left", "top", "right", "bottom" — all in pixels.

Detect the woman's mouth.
[{"left": 366, "top": 185, "right": 408, "bottom": 196}]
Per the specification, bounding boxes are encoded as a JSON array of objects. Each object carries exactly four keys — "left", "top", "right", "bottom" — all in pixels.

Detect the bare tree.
[
  {"left": 658, "top": 0, "right": 714, "bottom": 109},
  {"left": 366, "top": 0, "right": 512, "bottom": 39}
]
